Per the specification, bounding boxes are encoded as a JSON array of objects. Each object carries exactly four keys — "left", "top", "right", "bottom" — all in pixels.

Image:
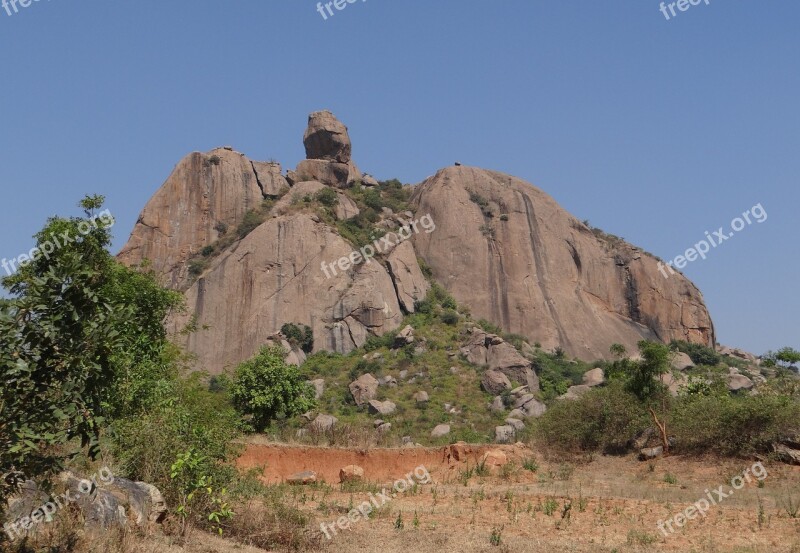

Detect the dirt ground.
[
  {"left": 116, "top": 442, "right": 800, "bottom": 553},
  {"left": 235, "top": 441, "right": 800, "bottom": 553}
]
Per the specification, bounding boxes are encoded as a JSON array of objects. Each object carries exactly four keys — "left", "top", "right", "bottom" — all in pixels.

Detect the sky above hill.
[{"left": 0, "top": 1, "right": 797, "bottom": 355}]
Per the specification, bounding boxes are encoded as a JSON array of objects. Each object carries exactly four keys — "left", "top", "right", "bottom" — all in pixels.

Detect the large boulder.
[
  {"left": 431, "top": 424, "right": 451, "bottom": 439},
  {"left": 350, "top": 373, "right": 380, "bottom": 406},
  {"left": 411, "top": 166, "right": 715, "bottom": 361},
  {"left": 495, "top": 425, "right": 516, "bottom": 444},
  {"left": 6, "top": 471, "right": 167, "bottom": 535},
  {"left": 671, "top": 352, "right": 695, "bottom": 371},
  {"left": 303, "top": 110, "right": 352, "bottom": 163},
  {"left": 462, "top": 329, "right": 539, "bottom": 392},
  {"left": 339, "top": 465, "right": 365, "bottom": 483},
  {"left": 295, "top": 158, "right": 362, "bottom": 189},
  {"left": 311, "top": 414, "right": 338, "bottom": 431},
  {"left": 481, "top": 369, "right": 512, "bottom": 395},
  {"left": 583, "top": 368, "right": 605, "bottom": 387},
  {"left": 367, "top": 399, "right": 397, "bottom": 416},
  {"left": 728, "top": 373, "right": 755, "bottom": 392}
]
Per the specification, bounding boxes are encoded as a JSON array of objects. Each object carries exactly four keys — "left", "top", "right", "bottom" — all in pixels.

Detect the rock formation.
[
  {"left": 119, "top": 111, "right": 715, "bottom": 374},
  {"left": 411, "top": 166, "right": 714, "bottom": 359}
]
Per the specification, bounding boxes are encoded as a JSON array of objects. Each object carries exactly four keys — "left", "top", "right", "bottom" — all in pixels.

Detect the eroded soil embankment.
[{"left": 236, "top": 441, "right": 528, "bottom": 484}]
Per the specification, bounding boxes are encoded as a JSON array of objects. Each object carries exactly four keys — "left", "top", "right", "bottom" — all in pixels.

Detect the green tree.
[
  {"left": 0, "top": 196, "right": 124, "bottom": 506},
  {"left": 775, "top": 347, "right": 800, "bottom": 369},
  {"left": 624, "top": 341, "right": 672, "bottom": 454},
  {"left": 231, "top": 347, "right": 316, "bottom": 432}
]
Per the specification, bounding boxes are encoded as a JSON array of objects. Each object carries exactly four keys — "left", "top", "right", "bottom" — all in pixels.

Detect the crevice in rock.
[{"left": 519, "top": 191, "right": 569, "bottom": 350}]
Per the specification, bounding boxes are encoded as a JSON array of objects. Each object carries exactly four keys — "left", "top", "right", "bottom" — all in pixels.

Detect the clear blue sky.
[{"left": 0, "top": 1, "right": 797, "bottom": 355}]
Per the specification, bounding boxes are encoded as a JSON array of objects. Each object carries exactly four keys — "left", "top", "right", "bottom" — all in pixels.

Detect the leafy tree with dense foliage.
[
  {"left": 763, "top": 347, "right": 800, "bottom": 369},
  {"left": 0, "top": 196, "right": 186, "bottom": 510},
  {"left": 0, "top": 196, "right": 124, "bottom": 507},
  {"left": 623, "top": 340, "right": 673, "bottom": 454},
  {"left": 231, "top": 347, "right": 316, "bottom": 432}
]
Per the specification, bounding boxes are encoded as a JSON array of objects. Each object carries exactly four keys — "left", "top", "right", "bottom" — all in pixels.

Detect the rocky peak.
[
  {"left": 303, "top": 110, "right": 352, "bottom": 163},
  {"left": 297, "top": 110, "right": 361, "bottom": 188}
]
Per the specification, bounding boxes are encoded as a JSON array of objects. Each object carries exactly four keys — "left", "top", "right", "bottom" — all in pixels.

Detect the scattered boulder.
[
  {"left": 431, "top": 424, "right": 451, "bottom": 439},
  {"left": 629, "top": 427, "right": 656, "bottom": 450},
  {"left": 414, "top": 391, "right": 430, "bottom": 405},
  {"left": 482, "top": 369, "right": 512, "bottom": 395},
  {"left": 450, "top": 366, "right": 460, "bottom": 374},
  {"left": 399, "top": 369, "right": 409, "bottom": 380},
  {"left": 395, "top": 325, "right": 415, "bottom": 347},
  {"left": 481, "top": 450, "right": 508, "bottom": 467},
  {"left": 380, "top": 375, "right": 399, "bottom": 387},
  {"left": 368, "top": 399, "right": 397, "bottom": 416},
  {"left": 349, "top": 373, "right": 380, "bottom": 406},
  {"left": 717, "top": 344, "right": 758, "bottom": 364},
  {"left": 557, "top": 384, "right": 592, "bottom": 400},
  {"left": 520, "top": 397, "right": 547, "bottom": 418},
  {"left": 489, "top": 396, "right": 505, "bottom": 412},
  {"left": 5, "top": 471, "right": 168, "bottom": 532},
  {"left": 508, "top": 408, "right": 526, "bottom": 419},
  {"left": 505, "top": 418, "right": 525, "bottom": 432},
  {"left": 311, "top": 414, "right": 338, "bottom": 431},
  {"left": 638, "top": 446, "right": 664, "bottom": 461},
  {"left": 376, "top": 422, "right": 392, "bottom": 433},
  {"left": 774, "top": 443, "right": 800, "bottom": 465},
  {"left": 308, "top": 378, "right": 325, "bottom": 400},
  {"left": 339, "top": 465, "right": 365, "bottom": 483},
  {"left": 659, "top": 372, "right": 688, "bottom": 397},
  {"left": 335, "top": 194, "right": 360, "bottom": 220},
  {"left": 728, "top": 373, "right": 754, "bottom": 392},
  {"left": 362, "top": 174, "right": 380, "bottom": 187},
  {"left": 461, "top": 328, "right": 539, "bottom": 392},
  {"left": 582, "top": 368, "right": 605, "bottom": 387},
  {"left": 447, "top": 442, "right": 474, "bottom": 462},
  {"left": 287, "top": 471, "right": 317, "bottom": 485},
  {"left": 671, "top": 352, "right": 695, "bottom": 371},
  {"left": 495, "top": 425, "right": 516, "bottom": 444}
]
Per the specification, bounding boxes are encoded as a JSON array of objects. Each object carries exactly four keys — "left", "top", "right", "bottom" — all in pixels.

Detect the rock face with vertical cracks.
[
  {"left": 167, "top": 214, "right": 411, "bottom": 373},
  {"left": 410, "top": 166, "right": 715, "bottom": 360},
  {"left": 118, "top": 147, "right": 286, "bottom": 288}
]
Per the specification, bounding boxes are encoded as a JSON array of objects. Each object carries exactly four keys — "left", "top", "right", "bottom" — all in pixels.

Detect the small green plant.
[
  {"left": 394, "top": 511, "right": 404, "bottom": 530},
  {"left": 315, "top": 188, "right": 339, "bottom": 208},
  {"left": 626, "top": 529, "right": 657, "bottom": 546},
  {"left": 522, "top": 458, "right": 539, "bottom": 473},
  {"left": 543, "top": 498, "right": 558, "bottom": 516},
  {"left": 781, "top": 492, "right": 800, "bottom": 518},
  {"left": 489, "top": 525, "right": 504, "bottom": 546},
  {"left": 475, "top": 458, "right": 490, "bottom": 477},
  {"left": 412, "top": 510, "right": 420, "bottom": 529},
  {"left": 170, "top": 449, "right": 235, "bottom": 536},
  {"left": 664, "top": 473, "right": 677, "bottom": 485}
]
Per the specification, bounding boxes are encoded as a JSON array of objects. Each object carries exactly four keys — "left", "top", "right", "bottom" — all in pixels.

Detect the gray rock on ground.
[
  {"left": 349, "top": 373, "right": 380, "bottom": 406},
  {"left": 431, "top": 424, "right": 451, "bottom": 438}
]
